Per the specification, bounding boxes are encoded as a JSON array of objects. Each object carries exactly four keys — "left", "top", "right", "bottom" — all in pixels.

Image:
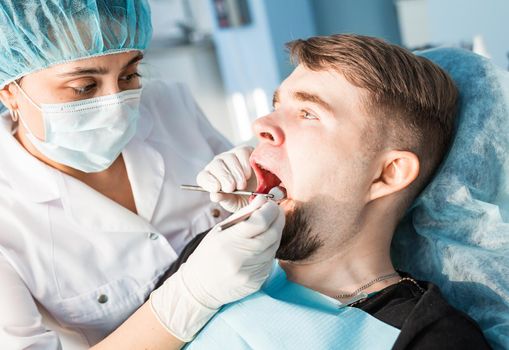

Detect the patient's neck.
[{"left": 279, "top": 214, "right": 399, "bottom": 300}]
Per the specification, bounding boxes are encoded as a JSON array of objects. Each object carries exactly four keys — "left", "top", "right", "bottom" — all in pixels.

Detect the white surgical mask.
[{"left": 14, "top": 81, "right": 142, "bottom": 173}]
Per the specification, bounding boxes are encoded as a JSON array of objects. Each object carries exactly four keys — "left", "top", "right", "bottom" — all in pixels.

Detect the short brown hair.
[{"left": 287, "top": 34, "right": 458, "bottom": 204}]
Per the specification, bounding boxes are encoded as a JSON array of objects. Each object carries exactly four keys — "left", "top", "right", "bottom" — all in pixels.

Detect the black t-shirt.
[
  {"left": 155, "top": 231, "right": 492, "bottom": 349},
  {"left": 354, "top": 275, "right": 491, "bottom": 349}
]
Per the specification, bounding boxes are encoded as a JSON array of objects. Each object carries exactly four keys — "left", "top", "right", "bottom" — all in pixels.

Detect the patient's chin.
[{"left": 275, "top": 203, "right": 323, "bottom": 262}]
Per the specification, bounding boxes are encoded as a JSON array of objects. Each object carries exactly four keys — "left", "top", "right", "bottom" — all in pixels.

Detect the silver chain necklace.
[{"left": 334, "top": 272, "right": 400, "bottom": 299}]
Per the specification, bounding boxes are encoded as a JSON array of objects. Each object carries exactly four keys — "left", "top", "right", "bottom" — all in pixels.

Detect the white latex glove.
[
  {"left": 196, "top": 145, "right": 255, "bottom": 212},
  {"left": 149, "top": 195, "right": 285, "bottom": 342}
]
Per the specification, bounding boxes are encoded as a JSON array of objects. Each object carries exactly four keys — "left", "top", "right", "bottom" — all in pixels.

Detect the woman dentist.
[{"left": 0, "top": 1, "right": 284, "bottom": 349}]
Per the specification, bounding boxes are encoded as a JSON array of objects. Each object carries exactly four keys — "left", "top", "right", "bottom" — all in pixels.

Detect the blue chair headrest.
[{"left": 392, "top": 47, "right": 509, "bottom": 349}]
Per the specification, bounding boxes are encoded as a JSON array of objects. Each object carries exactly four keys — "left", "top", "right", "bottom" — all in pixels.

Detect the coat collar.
[{"left": 56, "top": 167, "right": 159, "bottom": 233}]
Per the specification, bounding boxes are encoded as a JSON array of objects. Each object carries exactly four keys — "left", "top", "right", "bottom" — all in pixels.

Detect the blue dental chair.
[{"left": 392, "top": 47, "right": 509, "bottom": 350}]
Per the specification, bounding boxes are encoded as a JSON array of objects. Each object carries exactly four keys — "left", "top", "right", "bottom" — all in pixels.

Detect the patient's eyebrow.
[{"left": 293, "top": 91, "right": 333, "bottom": 112}]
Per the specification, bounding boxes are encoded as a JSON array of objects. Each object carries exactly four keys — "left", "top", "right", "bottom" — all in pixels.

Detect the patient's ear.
[{"left": 368, "top": 150, "right": 420, "bottom": 202}]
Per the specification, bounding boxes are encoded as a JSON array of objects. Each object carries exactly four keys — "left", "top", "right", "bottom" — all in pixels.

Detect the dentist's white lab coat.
[{"left": 0, "top": 80, "right": 231, "bottom": 348}]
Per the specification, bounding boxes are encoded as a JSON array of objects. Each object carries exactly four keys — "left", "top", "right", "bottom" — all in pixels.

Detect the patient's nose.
[{"left": 252, "top": 115, "right": 284, "bottom": 145}]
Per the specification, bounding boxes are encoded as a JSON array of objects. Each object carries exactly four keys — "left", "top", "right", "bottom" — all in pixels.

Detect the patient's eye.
[{"left": 300, "top": 110, "right": 319, "bottom": 120}]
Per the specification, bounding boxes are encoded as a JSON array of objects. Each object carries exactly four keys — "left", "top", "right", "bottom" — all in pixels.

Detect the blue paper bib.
[{"left": 186, "top": 262, "right": 400, "bottom": 349}]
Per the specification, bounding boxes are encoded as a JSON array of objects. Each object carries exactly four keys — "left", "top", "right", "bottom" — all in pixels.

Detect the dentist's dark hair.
[{"left": 286, "top": 34, "right": 458, "bottom": 208}]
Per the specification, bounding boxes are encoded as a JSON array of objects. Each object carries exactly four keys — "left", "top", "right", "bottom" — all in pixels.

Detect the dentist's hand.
[
  {"left": 196, "top": 146, "right": 255, "bottom": 212},
  {"left": 149, "top": 196, "right": 285, "bottom": 342}
]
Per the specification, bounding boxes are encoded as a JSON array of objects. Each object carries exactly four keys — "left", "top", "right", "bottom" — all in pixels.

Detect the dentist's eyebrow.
[
  {"left": 57, "top": 53, "right": 144, "bottom": 77},
  {"left": 57, "top": 66, "right": 109, "bottom": 77},
  {"left": 122, "top": 53, "right": 144, "bottom": 70},
  {"left": 293, "top": 91, "right": 333, "bottom": 113}
]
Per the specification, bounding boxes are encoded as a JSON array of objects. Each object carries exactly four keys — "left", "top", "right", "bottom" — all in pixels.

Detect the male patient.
[{"left": 178, "top": 34, "right": 491, "bottom": 349}]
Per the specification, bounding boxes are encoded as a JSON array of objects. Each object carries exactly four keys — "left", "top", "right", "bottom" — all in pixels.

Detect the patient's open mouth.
[{"left": 252, "top": 162, "right": 286, "bottom": 199}]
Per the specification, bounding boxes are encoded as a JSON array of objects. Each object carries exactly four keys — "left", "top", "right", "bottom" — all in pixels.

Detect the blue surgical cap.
[
  {"left": 392, "top": 48, "right": 509, "bottom": 349},
  {"left": 0, "top": 0, "right": 152, "bottom": 89}
]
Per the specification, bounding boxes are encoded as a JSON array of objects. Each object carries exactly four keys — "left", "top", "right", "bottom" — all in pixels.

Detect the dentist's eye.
[
  {"left": 120, "top": 72, "right": 142, "bottom": 82},
  {"left": 300, "top": 110, "right": 319, "bottom": 120},
  {"left": 72, "top": 83, "right": 96, "bottom": 96}
]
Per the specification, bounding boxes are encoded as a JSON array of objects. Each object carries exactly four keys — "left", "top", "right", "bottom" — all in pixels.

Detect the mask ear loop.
[
  {"left": 11, "top": 80, "right": 45, "bottom": 139},
  {"left": 12, "top": 81, "right": 41, "bottom": 110}
]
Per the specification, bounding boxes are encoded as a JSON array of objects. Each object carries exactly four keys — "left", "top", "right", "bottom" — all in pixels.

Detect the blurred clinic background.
[{"left": 143, "top": 0, "right": 508, "bottom": 144}]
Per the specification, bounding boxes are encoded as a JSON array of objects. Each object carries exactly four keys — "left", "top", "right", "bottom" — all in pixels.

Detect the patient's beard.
[{"left": 276, "top": 202, "right": 323, "bottom": 261}]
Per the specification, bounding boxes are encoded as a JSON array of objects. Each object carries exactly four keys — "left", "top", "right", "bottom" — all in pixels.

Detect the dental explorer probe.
[
  {"left": 180, "top": 184, "right": 277, "bottom": 200},
  {"left": 180, "top": 185, "right": 287, "bottom": 231}
]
